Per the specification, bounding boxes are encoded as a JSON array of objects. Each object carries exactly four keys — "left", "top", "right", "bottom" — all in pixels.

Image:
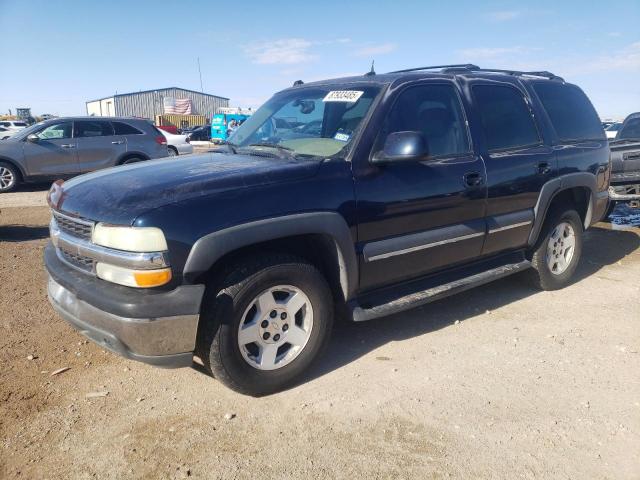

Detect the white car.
[
  {"left": 0, "top": 120, "right": 28, "bottom": 138},
  {"left": 159, "top": 129, "right": 194, "bottom": 156},
  {"left": 605, "top": 122, "right": 622, "bottom": 139}
]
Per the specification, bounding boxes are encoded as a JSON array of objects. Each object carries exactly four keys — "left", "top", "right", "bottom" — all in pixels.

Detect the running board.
[{"left": 350, "top": 260, "right": 531, "bottom": 322}]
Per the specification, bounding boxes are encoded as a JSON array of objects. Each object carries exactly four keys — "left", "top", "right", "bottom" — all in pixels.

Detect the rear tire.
[
  {"left": 196, "top": 254, "right": 334, "bottom": 396},
  {"left": 527, "top": 208, "right": 583, "bottom": 291},
  {"left": 168, "top": 147, "right": 178, "bottom": 156},
  {"left": 0, "top": 161, "right": 20, "bottom": 193}
]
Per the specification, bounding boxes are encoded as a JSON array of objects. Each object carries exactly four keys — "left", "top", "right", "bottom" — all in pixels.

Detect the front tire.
[
  {"left": 196, "top": 254, "right": 334, "bottom": 396},
  {"left": 0, "top": 161, "right": 20, "bottom": 193},
  {"left": 527, "top": 208, "right": 583, "bottom": 291}
]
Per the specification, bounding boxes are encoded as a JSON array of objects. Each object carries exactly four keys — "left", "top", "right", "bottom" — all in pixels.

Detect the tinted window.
[
  {"left": 75, "top": 121, "right": 113, "bottom": 137},
  {"left": 533, "top": 82, "right": 604, "bottom": 141},
  {"left": 381, "top": 84, "right": 470, "bottom": 157},
  {"left": 112, "top": 121, "right": 143, "bottom": 135},
  {"left": 618, "top": 118, "right": 640, "bottom": 140},
  {"left": 0, "top": 122, "right": 9, "bottom": 127},
  {"left": 473, "top": 85, "right": 540, "bottom": 151},
  {"left": 36, "top": 122, "right": 73, "bottom": 140}
]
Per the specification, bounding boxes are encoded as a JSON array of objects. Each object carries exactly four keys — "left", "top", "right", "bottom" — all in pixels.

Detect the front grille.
[
  {"left": 53, "top": 211, "right": 94, "bottom": 240},
  {"left": 59, "top": 246, "right": 95, "bottom": 273}
]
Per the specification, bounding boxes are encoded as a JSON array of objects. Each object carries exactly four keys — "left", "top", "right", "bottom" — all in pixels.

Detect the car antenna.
[{"left": 365, "top": 60, "right": 376, "bottom": 76}]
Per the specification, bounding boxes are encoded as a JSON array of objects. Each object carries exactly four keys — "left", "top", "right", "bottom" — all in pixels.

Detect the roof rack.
[
  {"left": 388, "top": 64, "right": 480, "bottom": 74},
  {"left": 388, "top": 64, "right": 564, "bottom": 81}
]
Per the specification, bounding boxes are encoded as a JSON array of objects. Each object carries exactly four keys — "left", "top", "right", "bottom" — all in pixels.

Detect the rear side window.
[
  {"left": 112, "top": 121, "right": 143, "bottom": 135},
  {"left": 473, "top": 85, "right": 540, "bottom": 151},
  {"left": 75, "top": 121, "right": 113, "bottom": 137},
  {"left": 618, "top": 118, "right": 640, "bottom": 140},
  {"left": 533, "top": 82, "right": 604, "bottom": 141}
]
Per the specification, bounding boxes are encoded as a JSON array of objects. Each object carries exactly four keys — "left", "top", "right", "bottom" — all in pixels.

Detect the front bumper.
[
  {"left": 609, "top": 184, "right": 640, "bottom": 202},
  {"left": 45, "top": 243, "right": 205, "bottom": 368}
]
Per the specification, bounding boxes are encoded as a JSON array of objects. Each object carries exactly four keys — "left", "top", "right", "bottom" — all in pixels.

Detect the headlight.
[{"left": 92, "top": 224, "right": 168, "bottom": 252}]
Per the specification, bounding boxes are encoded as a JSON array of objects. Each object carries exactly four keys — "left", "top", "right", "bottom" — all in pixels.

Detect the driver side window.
[
  {"left": 37, "top": 122, "right": 73, "bottom": 140},
  {"left": 380, "top": 84, "right": 470, "bottom": 157}
]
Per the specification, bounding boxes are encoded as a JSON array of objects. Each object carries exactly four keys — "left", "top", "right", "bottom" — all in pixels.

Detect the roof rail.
[
  {"left": 388, "top": 64, "right": 564, "bottom": 81},
  {"left": 388, "top": 64, "right": 480, "bottom": 74}
]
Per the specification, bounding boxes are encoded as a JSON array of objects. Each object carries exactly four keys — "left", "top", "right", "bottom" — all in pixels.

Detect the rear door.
[
  {"left": 353, "top": 80, "right": 488, "bottom": 291},
  {"left": 75, "top": 120, "right": 125, "bottom": 172},
  {"left": 22, "top": 121, "right": 79, "bottom": 176},
  {"left": 468, "top": 80, "right": 554, "bottom": 255}
]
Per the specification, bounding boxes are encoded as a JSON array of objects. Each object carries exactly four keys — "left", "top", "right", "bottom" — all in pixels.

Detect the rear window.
[
  {"left": 75, "top": 120, "right": 114, "bottom": 137},
  {"left": 473, "top": 84, "right": 540, "bottom": 151},
  {"left": 532, "top": 82, "right": 604, "bottom": 142},
  {"left": 112, "top": 121, "right": 143, "bottom": 135}
]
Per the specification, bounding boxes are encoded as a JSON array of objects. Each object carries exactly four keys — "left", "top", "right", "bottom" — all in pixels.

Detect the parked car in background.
[
  {"left": 160, "top": 129, "right": 194, "bottom": 156},
  {"left": 608, "top": 112, "right": 640, "bottom": 211},
  {"left": 0, "top": 117, "right": 168, "bottom": 192},
  {"left": 179, "top": 125, "right": 203, "bottom": 135},
  {"left": 43, "top": 65, "right": 609, "bottom": 395},
  {"left": 0, "top": 126, "right": 12, "bottom": 140},
  {"left": 186, "top": 125, "right": 211, "bottom": 142},
  {"left": 605, "top": 122, "right": 623, "bottom": 139},
  {"left": 0, "top": 120, "right": 29, "bottom": 136}
]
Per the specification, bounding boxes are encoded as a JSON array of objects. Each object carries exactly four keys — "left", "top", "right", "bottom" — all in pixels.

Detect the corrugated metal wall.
[{"left": 113, "top": 88, "right": 228, "bottom": 120}]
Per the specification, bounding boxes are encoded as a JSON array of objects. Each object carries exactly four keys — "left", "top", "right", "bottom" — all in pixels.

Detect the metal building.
[{"left": 85, "top": 87, "right": 229, "bottom": 120}]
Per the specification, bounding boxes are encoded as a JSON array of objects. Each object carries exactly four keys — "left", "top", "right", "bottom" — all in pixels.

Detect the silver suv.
[{"left": 0, "top": 117, "right": 169, "bottom": 192}]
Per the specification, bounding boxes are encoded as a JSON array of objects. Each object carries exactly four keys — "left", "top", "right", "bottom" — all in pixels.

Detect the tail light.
[{"left": 155, "top": 135, "right": 167, "bottom": 145}]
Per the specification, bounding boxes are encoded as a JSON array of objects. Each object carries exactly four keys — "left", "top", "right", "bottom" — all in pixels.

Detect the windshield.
[
  {"left": 616, "top": 118, "right": 640, "bottom": 140},
  {"left": 229, "top": 85, "right": 381, "bottom": 158},
  {"left": 606, "top": 123, "right": 621, "bottom": 131}
]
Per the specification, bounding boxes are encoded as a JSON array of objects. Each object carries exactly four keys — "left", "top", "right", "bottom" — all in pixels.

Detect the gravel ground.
[{"left": 0, "top": 203, "right": 639, "bottom": 480}]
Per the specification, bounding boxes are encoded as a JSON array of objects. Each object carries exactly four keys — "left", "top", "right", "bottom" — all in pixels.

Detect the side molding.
[
  {"left": 183, "top": 212, "right": 358, "bottom": 300},
  {"left": 528, "top": 172, "right": 598, "bottom": 246}
]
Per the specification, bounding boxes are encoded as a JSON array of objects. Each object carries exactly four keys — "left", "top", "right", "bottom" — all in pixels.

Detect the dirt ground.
[{"left": 1, "top": 192, "right": 639, "bottom": 479}]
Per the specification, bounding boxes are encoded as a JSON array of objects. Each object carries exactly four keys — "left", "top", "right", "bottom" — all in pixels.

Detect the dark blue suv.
[{"left": 44, "top": 64, "right": 610, "bottom": 395}]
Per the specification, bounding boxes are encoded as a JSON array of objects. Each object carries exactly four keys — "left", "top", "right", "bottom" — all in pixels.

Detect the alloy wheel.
[
  {"left": 546, "top": 222, "right": 576, "bottom": 275},
  {"left": 237, "top": 285, "right": 314, "bottom": 370}
]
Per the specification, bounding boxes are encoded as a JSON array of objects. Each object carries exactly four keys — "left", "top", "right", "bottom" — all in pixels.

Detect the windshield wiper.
[
  {"left": 208, "top": 140, "right": 237, "bottom": 154},
  {"left": 242, "top": 142, "right": 297, "bottom": 159}
]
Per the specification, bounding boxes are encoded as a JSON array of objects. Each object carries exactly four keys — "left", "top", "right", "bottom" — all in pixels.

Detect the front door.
[
  {"left": 74, "top": 120, "right": 126, "bottom": 172},
  {"left": 23, "top": 121, "right": 78, "bottom": 176},
  {"left": 353, "top": 81, "right": 488, "bottom": 292}
]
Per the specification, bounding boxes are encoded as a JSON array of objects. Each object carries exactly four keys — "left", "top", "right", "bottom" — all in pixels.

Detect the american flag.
[{"left": 163, "top": 97, "right": 192, "bottom": 115}]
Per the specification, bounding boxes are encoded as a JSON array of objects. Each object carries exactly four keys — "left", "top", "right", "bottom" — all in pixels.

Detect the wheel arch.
[
  {"left": 117, "top": 151, "right": 150, "bottom": 165},
  {"left": 528, "top": 173, "right": 598, "bottom": 247},
  {"left": 183, "top": 212, "right": 358, "bottom": 302}
]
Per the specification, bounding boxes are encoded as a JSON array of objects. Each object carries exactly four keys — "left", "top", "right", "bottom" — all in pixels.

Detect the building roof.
[{"left": 87, "top": 87, "right": 229, "bottom": 104}]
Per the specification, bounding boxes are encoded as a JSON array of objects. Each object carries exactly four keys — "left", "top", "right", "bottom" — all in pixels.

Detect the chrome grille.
[
  {"left": 58, "top": 246, "right": 95, "bottom": 273},
  {"left": 52, "top": 211, "right": 94, "bottom": 240}
]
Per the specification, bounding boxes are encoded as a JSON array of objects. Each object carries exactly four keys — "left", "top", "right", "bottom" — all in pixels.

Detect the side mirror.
[
  {"left": 27, "top": 133, "right": 39, "bottom": 142},
  {"left": 371, "top": 131, "right": 429, "bottom": 164}
]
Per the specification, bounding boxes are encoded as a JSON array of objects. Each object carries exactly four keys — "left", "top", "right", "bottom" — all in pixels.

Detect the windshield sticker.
[
  {"left": 334, "top": 132, "right": 351, "bottom": 142},
  {"left": 323, "top": 91, "right": 364, "bottom": 103}
]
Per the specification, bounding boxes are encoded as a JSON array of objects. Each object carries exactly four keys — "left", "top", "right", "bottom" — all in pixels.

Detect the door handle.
[
  {"left": 111, "top": 141, "right": 124, "bottom": 145},
  {"left": 537, "top": 162, "right": 551, "bottom": 175},
  {"left": 463, "top": 172, "right": 484, "bottom": 188},
  {"left": 61, "top": 144, "right": 75, "bottom": 148}
]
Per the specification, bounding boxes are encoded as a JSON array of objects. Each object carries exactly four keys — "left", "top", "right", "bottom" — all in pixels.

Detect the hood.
[{"left": 55, "top": 152, "right": 322, "bottom": 224}]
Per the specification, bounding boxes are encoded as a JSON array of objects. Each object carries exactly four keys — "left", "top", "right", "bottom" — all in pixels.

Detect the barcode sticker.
[{"left": 323, "top": 91, "right": 364, "bottom": 103}]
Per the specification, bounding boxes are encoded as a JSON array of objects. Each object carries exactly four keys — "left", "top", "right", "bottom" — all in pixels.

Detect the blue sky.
[{"left": 0, "top": 0, "right": 638, "bottom": 119}]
